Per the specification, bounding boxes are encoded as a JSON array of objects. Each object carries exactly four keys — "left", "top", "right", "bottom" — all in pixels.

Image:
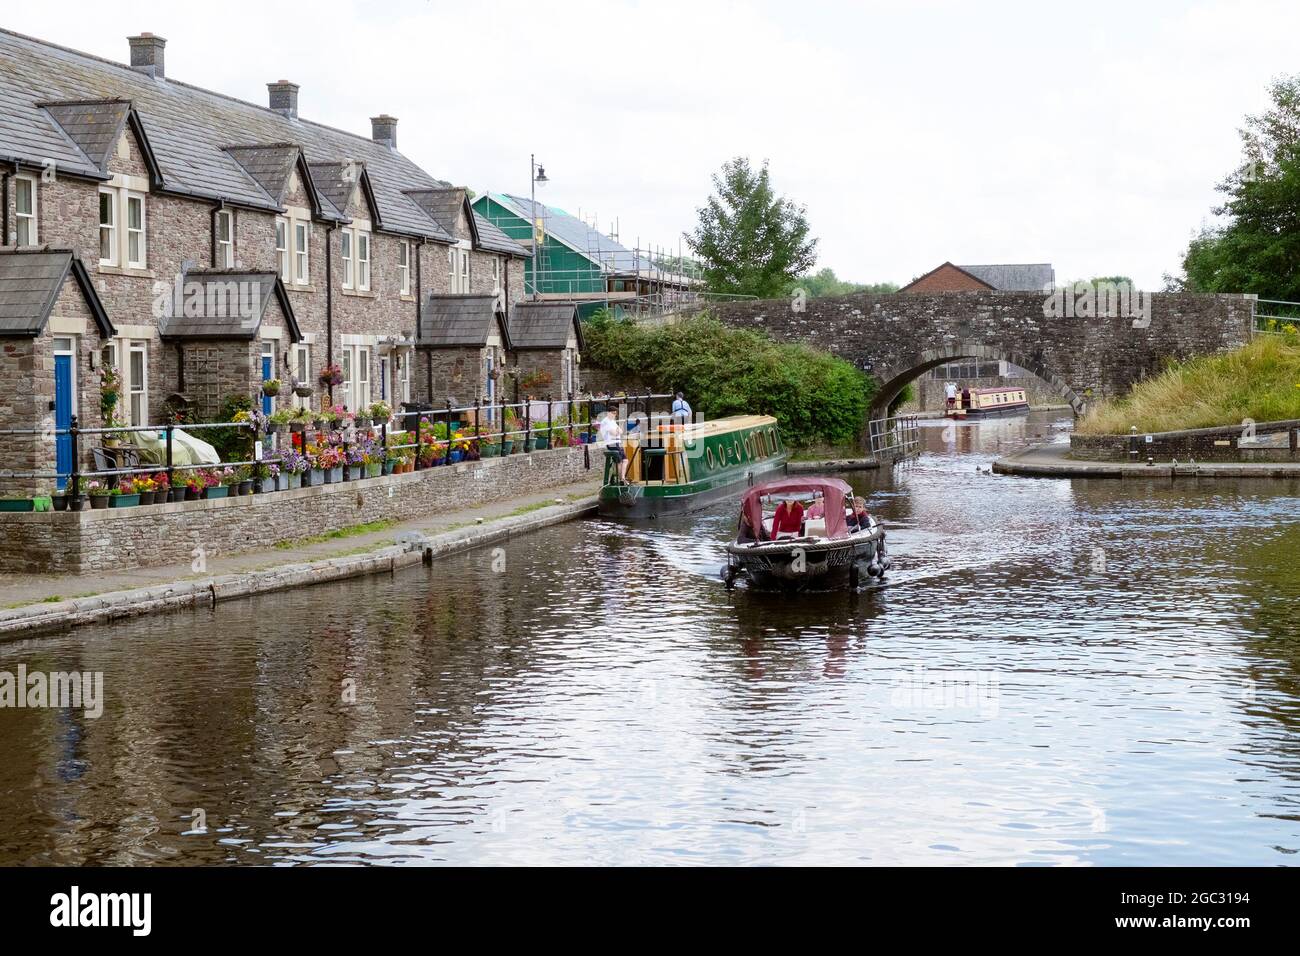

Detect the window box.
[{"left": 110, "top": 493, "right": 141, "bottom": 508}]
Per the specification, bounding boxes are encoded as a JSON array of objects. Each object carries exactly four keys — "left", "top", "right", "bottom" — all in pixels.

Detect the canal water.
[{"left": 2, "top": 410, "right": 1299, "bottom": 865}]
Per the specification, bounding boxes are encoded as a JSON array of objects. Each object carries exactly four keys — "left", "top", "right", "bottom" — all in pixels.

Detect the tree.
[
  {"left": 1171, "top": 76, "right": 1300, "bottom": 299},
  {"left": 795, "top": 267, "right": 899, "bottom": 297},
  {"left": 686, "top": 157, "right": 818, "bottom": 298}
]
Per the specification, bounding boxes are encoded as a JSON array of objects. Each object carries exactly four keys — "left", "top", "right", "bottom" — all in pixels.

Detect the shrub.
[{"left": 583, "top": 311, "right": 873, "bottom": 447}]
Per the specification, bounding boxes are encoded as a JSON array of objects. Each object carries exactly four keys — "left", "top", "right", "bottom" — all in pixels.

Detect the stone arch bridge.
[{"left": 710, "top": 290, "right": 1256, "bottom": 420}]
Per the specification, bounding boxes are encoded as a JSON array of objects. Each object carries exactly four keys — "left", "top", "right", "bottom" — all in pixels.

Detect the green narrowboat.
[{"left": 597, "top": 414, "right": 789, "bottom": 519}]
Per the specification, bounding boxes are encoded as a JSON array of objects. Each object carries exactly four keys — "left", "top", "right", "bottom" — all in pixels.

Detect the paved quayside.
[
  {"left": 993, "top": 441, "right": 1300, "bottom": 478},
  {"left": 0, "top": 478, "right": 599, "bottom": 640}
]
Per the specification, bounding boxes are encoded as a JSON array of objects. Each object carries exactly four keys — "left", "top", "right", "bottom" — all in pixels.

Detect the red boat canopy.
[{"left": 739, "top": 477, "right": 854, "bottom": 540}]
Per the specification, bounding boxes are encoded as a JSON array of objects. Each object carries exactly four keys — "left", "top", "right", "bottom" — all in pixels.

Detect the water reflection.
[{"left": 1, "top": 411, "right": 1299, "bottom": 865}]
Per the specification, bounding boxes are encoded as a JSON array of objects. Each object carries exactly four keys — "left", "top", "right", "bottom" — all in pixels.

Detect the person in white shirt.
[
  {"left": 944, "top": 381, "right": 958, "bottom": 408},
  {"left": 671, "top": 392, "right": 692, "bottom": 424},
  {"left": 598, "top": 410, "right": 627, "bottom": 483}
]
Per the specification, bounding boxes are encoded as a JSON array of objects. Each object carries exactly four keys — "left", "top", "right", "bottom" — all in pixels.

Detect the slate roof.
[
  {"left": 508, "top": 301, "right": 583, "bottom": 350},
  {"left": 223, "top": 144, "right": 303, "bottom": 205},
  {"left": 157, "top": 271, "right": 300, "bottom": 341},
  {"left": 38, "top": 98, "right": 132, "bottom": 174},
  {"left": 404, "top": 188, "right": 524, "bottom": 254},
  {"left": 957, "top": 263, "right": 1055, "bottom": 292},
  {"left": 418, "top": 294, "right": 508, "bottom": 348},
  {"left": 0, "top": 27, "right": 456, "bottom": 240},
  {"left": 473, "top": 213, "right": 528, "bottom": 257},
  {"left": 0, "top": 248, "right": 113, "bottom": 337}
]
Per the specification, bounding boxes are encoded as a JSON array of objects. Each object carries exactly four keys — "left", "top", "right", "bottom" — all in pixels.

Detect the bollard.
[{"left": 1129, "top": 425, "right": 1138, "bottom": 463}]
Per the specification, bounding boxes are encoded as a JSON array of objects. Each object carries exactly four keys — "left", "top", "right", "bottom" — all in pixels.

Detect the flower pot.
[
  {"left": 347, "top": 464, "right": 363, "bottom": 481},
  {"left": 0, "top": 499, "right": 35, "bottom": 512},
  {"left": 69, "top": 495, "right": 85, "bottom": 512},
  {"left": 365, "top": 462, "right": 382, "bottom": 478},
  {"left": 205, "top": 486, "right": 229, "bottom": 500},
  {"left": 532, "top": 436, "right": 550, "bottom": 450},
  {"left": 52, "top": 494, "right": 68, "bottom": 512},
  {"left": 237, "top": 480, "right": 253, "bottom": 496},
  {"left": 448, "top": 449, "right": 464, "bottom": 464},
  {"left": 286, "top": 472, "right": 302, "bottom": 490},
  {"left": 184, "top": 487, "right": 200, "bottom": 501},
  {"left": 313, "top": 419, "right": 327, "bottom": 431},
  {"left": 258, "top": 478, "right": 277, "bottom": 494},
  {"left": 294, "top": 384, "right": 313, "bottom": 398},
  {"left": 326, "top": 466, "right": 343, "bottom": 484},
  {"left": 354, "top": 417, "right": 372, "bottom": 429},
  {"left": 138, "top": 490, "right": 155, "bottom": 506},
  {"left": 500, "top": 440, "right": 514, "bottom": 455},
  {"left": 90, "top": 494, "right": 110, "bottom": 510},
  {"left": 383, "top": 460, "right": 396, "bottom": 475},
  {"left": 111, "top": 494, "right": 140, "bottom": 508},
  {"left": 265, "top": 422, "right": 282, "bottom": 435},
  {"left": 289, "top": 421, "right": 306, "bottom": 434},
  {"left": 262, "top": 385, "right": 281, "bottom": 398},
  {"left": 480, "top": 443, "right": 499, "bottom": 458}
]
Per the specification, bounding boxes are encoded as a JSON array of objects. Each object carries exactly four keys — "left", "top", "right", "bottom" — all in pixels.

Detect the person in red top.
[{"left": 772, "top": 498, "right": 805, "bottom": 538}]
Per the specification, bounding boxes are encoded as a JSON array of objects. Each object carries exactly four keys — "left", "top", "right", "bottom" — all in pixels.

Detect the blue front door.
[
  {"left": 262, "top": 354, "right": 273, "bottom": 416},
  {"left": 54, "top": 353, "right": 73, "bottom": 490}
]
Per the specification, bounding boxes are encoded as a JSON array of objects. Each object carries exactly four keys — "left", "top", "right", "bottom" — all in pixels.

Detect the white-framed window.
[
  {"left": 356, "top": 232, "right": 371, "bottom": 291},
  {"left": 459, "top": 249, "right": 470, "bottom": 291},
  {"left": 215, "top": 210, "right": 234, "bottom": 268},
  {"left": 448, "top": 247, "right": 456, "bottom": 289},
  {"left": 492, "top": 256, "right": 501, "bottom": 293},
  {"left": 292, "top": 343, "right": 311, "bottom": 409},
  {"left": 340, "top": 348, "right": 353, "bottom": 406},
  {"left": 398, "top": 240, "right": 411, "bottom": 295},
  {"left": 399, "top": 351, "right": 411, "bottom": 402},
  {"left": 275, "top": 218, "right": 289, "bottom": 280},
  {"left": 294, "top": 221, "right": 309, "bottom": 284},
  {"left": 15, "top": 176, "right": 37, "bottom": 246},
  {"left": 127, "top": 194, "right": 146, "bottom": 268},
  {"left": 98, "top": 189, "right": 117, "bottom": 265},
  {"left": 127, "top": 340, "right": 148, "bottom": 426},
  {"left": 356, "top": 346, "right": 371, "bottom": 408},
  {"left": 341, "top": 231, "right": 353, "bottom": 289}
]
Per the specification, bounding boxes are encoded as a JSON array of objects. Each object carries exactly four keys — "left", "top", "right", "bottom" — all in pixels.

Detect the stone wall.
[
  {"left": 1069, "top": 419, "right": 1300, "bottom": 462},
  {"left": 710, "top": 291, "right": 1256, "bottom": 417},
  {"left": 0, "top": 445, "right": 595, "bottom": 574}
]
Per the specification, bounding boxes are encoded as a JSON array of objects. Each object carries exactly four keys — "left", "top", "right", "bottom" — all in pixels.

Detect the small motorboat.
[{"left": 721, "top": 477, "right": 890, "bottom": 592}]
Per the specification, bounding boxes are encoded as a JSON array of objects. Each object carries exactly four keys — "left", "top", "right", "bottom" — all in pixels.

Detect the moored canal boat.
[
  {"left": 722, "top": 477, "right": 890, "bottom": 591},
  {"left": 946, "top": 385, "right": 1029, "bottom": 419},
  {"left": 597, "top": 414, "right": 789, "bottom": 519}
]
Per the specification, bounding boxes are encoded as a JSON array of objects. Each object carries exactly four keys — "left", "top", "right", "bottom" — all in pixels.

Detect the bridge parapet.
[{"left": 710, "top": 290, "right": 1255, "bottom": 418}]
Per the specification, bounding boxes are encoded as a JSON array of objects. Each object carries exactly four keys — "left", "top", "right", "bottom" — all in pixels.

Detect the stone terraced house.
[{"left": 0, "top": 28, "right": 539, "bottom": 490}]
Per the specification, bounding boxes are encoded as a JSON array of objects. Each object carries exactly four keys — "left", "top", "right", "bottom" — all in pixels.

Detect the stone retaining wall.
[
  {"left": 0, "top": 445, "right": 594, "bottom": 574},
  {"left": 1069, "top": 419, "right": 1300, "bottom": 462}
]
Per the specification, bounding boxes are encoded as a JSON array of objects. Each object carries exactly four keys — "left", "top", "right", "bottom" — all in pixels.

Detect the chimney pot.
[
  {"left": 268, "top": 80, "right": 300, "bottom": 120},
  {"left": 370, "top": 115, "right": 398, "bottom": 149},
  {"left": 127, "top": 33, "right": 166, "bottom": 79}
]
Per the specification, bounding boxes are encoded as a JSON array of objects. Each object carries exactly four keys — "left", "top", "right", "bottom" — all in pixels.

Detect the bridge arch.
[{"left": 868, "top": 340, "right": 1087, "bottom": 421}]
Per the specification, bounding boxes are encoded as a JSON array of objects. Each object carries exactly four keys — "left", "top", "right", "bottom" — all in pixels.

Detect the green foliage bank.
[{"left": 584, "top": 311, "right": 873, "bottom": 448}]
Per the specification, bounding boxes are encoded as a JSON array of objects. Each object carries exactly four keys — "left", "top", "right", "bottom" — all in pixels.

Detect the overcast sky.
[{"left": 7, "top": 0, "right": 1300, "bottom": 288}]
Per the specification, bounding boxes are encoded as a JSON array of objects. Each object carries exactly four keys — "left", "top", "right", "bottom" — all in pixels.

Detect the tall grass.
[{"left": 1078, "top": 335, "right": 1300, "bottom": 434}]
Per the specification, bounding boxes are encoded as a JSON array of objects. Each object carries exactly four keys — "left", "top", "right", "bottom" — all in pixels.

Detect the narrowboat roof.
[
  {"left": 675, "top": 414, "right": 778, "bottom": 437},
  {"left": 740, "top": 477, "right": 853, "bottom": 540}
]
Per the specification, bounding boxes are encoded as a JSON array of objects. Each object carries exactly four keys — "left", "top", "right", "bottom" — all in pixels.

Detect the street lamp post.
[{"left": 530, "top": 154, "right": 548, "bottom": 300}]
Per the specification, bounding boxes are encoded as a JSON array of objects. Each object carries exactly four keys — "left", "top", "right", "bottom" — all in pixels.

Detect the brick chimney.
[
  {"left": 127, "top": 33, "right": 166, "bottom": 78},
  {"left": 370, "top": 115, "right": 398, "bottom": 149},
  {"left": 268, "top": 80, "right": 300, "bottom": 120}
]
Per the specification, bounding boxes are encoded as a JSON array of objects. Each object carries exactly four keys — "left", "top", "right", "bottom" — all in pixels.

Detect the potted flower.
[
  {"left": 345, "top": 445, "right": 365, "bottom": 481},
  {"left": 368, "top": 400, "right": 392, "bottom": 426},
  {"left": 448, "top": 431, "right": 472, "bottom": 464},
  {"left": 235, "top": 465, "right": 254, "bottom": 497},
  {"left": 315, "top": 447, "right": 343, "bottom": 483},
  {"left": 100, "top": 365, "right": 122, "bottom": 420},
  {"left": 291, "top": 375, "right": 313, "bottom": 399},
  {"left": 202, "top": 469, "right": 229, "bottom": 499},
  {"left": 253, "top": 461, "right": 278, "bottom": 494},
  {"left": 0, "top": 494, "right": 35, "bottom": 512},
  {"left": 86, "top": 479, "right": 110, "bottom": 509},
  {"left": 181, "top": 472, "right": 203, "bottom": 501},
  {"left": 135, "top": 475, "right": 156, "bottom": 506},
  {"left": 111, "top": 477, "right": 141, "bottom": 508},
  {"left": 261, "top": 378, "right": 282, "bottom": 398},
  {"left": 280, "top": 449, "right": 307, "bottom": 489},
  {"left": 318, "top": 364, "right": 344, "bottom": 390},
  {"left": 363, "top": 444, "right": 383, "bottom": 479}
]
